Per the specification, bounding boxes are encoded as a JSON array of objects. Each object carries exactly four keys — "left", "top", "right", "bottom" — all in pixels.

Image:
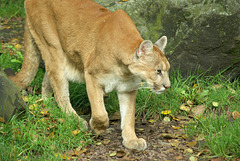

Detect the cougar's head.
[{"left": 129, "top": 36, "right": 170, "bottom": 94}]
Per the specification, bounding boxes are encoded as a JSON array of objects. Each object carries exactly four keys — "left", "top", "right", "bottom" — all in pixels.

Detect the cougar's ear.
[
  {"left": 155, "top": 36, "right": 167, "bottom": 51},
  {"left": 136, "top": 40, "right": 153, "bottom": 58}
]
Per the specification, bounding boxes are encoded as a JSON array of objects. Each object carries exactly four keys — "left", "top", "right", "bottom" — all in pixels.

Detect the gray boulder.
[
  {"left": 104, "top": 0, "right": 240, "bottom": 79},
  {"left": 0, "top": 69, "right": 26, "bottom": 121}
]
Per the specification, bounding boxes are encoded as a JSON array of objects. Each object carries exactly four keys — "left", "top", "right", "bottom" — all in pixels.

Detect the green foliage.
[
  {"left": 0, "top": 0, "right": 25, "bottom": 18},
  {"left": 0, "top": 44, "right": 23, "bottom": 72},
  {"left": 0, "top": 96, "right": 92, "bottom": 161}
]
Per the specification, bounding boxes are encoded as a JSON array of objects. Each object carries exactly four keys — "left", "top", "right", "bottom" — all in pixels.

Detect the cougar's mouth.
[{"left": 153, "top": 87, "right": 166, "bottom": 94}]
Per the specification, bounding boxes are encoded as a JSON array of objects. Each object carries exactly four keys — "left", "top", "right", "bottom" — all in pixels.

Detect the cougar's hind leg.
[
  {"left": 10, "top": 18, "right": 40, "bottom": 90},
  {"left": 44, "top": 55, "right": 88, "bottom": 128},
  {"left": 42, "top": 72, "right": 53, "bottom": 100}
]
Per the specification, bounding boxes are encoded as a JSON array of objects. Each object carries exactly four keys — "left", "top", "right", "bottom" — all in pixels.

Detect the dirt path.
[{"left": 1, "top": 18, "right": 206, "bottom": 161}]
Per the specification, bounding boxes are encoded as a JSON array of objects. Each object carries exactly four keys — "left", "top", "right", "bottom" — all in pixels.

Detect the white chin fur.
[{"left": 153, "top": 87, "right": 166, "bottom": 94}]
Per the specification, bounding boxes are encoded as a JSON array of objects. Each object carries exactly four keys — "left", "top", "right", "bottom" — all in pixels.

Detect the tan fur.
[{"left": 10, "top": 0, "right": 170, "bottom": 151}]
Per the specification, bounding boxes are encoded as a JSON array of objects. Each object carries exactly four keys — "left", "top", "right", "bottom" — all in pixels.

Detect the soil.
[{"left": 1, "top": 18, "right": 209, "bottom": 161}]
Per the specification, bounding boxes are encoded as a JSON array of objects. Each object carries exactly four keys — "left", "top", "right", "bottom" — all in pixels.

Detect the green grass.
[
  {"left": 0, "top": 96, "right": 92, "bottom": 161},
  {"left": 0, "top": 0, "right": 25, "bottom": 18}
]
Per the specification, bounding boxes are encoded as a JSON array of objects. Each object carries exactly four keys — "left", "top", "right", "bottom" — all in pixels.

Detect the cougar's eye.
[{"left": 156, "top": 69, "right": 162, "bottom": 75}]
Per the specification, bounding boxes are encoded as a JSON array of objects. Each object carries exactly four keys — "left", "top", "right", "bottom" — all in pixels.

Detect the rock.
[
  {"left": 107, "top": 0, "right": 240, "bottom": 79},
  {"left": 0, "top": 69, "right": 26, "bottom": 121}
]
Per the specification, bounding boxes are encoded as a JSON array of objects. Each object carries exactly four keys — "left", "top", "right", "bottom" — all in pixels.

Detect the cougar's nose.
[{"left": 164, "top": 85, "right": 170, "bottom": 89}]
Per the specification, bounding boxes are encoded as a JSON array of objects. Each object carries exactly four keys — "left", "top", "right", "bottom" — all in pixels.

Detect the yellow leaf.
[
  {"left": 192, "top": 84, "right": 198, "bottom": 88},
  {"left": 180, "top": 104, "right": 190, "bottom": 112},
  {"left": 232, "top": 111, "right": 240, "bottom": 120},
  {"left": 170, "top": 114, "right": 179, "bottom": 121},
  {"left": 184, "top": 148, "right": 193, "bottom": 154},
  {"left": 22, "top": 96, "right": 29, "bottom": 102},
  {"left": 55, "top": 153, "right": 62, "bottom": 158},
  {"left": 163, "top": 116, "right": 171, "bottom": 122},
  {"left": 109, "top": 152, "right": 117, "bottom": 157},
  {"left": 29, "top": 104, "right": 38, "bottom": 110},
  {"left": 186, "top": 141, "right": 197, "bottom": 147},
  {"left": 189, "top": 156, "right": 198, "bottom": 161},
  {"left": 40, "top": 108, "right": 50, "bottom": 115},
  {"left": 96, "top": 142, "right": 102, "bottom": 145},
  {"left": 62, "top": 154, "right": 70, "bottom": 160},
  {"left": 137, "top": 128, "right": 144, "bottom": 131},
  {"left": 169, "top": 140, "right": 180, "bottom": 147},
  {"left": 14, "top": 44, "right": 22, "bottom": 50},
  {"left": 102, "top": 139, "right": 111, "bottom": 145},
  {"left": 172, "top": 125, "right": 181, "bottom": 130},
  {"left": 212, "top": 102, "right": 219, "bottom": 107},
  {"left": 72, "top": 129, "right": 80, "bottom": 135},
  {"left": 187, "top": 100, "right": 193, "bottom": 106},
  {"left": 0, "top": 117, "right": 5, "bottom": 123},
  {"left": 49, "top": 132, "right": 54, "bottom": 138},
  {"left": 161, "top": 110, "right": 171, "bottom": 115},
  {"left": 74, "top": 148, "right": 87, "bottom": 156},
  {"left": 38, "top": 118, "right": 45, "bottom": 123},
  {"left": 149, "top": 119, "right": 157, "bottom": 123}
]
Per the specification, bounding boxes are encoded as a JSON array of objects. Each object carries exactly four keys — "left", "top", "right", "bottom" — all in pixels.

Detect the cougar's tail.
[{"left": 9, "top": 17, "right": 40, "bottom": 90}]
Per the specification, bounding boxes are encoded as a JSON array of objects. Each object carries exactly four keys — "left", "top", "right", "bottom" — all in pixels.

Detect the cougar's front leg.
[
  {"left": 85, "top": 72, "right": 109, "bottom": 135},
  {"left": 118, "top": 90, "right": 147, "bottom": 151}
]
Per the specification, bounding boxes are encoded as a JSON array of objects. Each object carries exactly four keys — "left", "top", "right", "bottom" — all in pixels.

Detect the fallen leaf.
[
  {"left": 102, "top": 139, "right": 111, "bottom": 145},
  {"left": 109, "top": 152, "right": 117, "bottom": 157},
  {"left": 35, "top": 98, "right": 44, "bottom": 103},
  {"left": 196, "top": 149, "right": 207, "bottom": 156},
  {"left": 137, "top": 128, "right": 144, "bottom": 131},
  {"left": 40, "top": 108, "right": 50, "bottom": 115},
  {"left": 74, "top": 148, "right": 87, "bottom": 156},
  {"left": 181, "top": 134, "right": 189, "bottom": 139},
  {"left": 109, "top": 111, "right": 121, "bottom": 121},
  {"left": 49, "top": 132, "right": 54, "bottom": 138},
  {"left": 29, "top": 104, "right": 38, "bottom": 110},
  {"left": 184, "top": 148, "right": 193, "bottom": 154},
  {"left": 170, "top": 114, "right": 179, "bottom": 121},
  {"left": 72, "top": 129, "right": 80, "bottom": 135},
  {"left": 174, "top": 156, "right": 183, "bottom": 160},
  {"left": 211, "top": 84, "right": 223, "bottom": 90},
  {"left": 176, "top": 115, "right": 189, "bottom": 120},
  {"left": 163, "top": 116, "right": 171, "bottom": 122},
  {"left": 161, "top": 133, "right": 178, "bottom": 139},
  {"left": 96, "top": 142, "right": 102, "bottom": 146},
  {"left": 169, "top": 140, "right": 180, "bottom": 147},
  {"left": 186, "top": 141, "right": 197, "bottom": 147},
  {"left": 57, "top": 118, "right": 66, "bottom": 123},
  {"left": 0, "top": 117, "right": 5, "bottom": 123},
  {"left": 212, "top": 102, "right": 219, "bottom": 107},
  {"left": 211, "top": 157, "right": 223, "bottom": 161},
  {"left": 161, "top": 110, "right": 171, "bottom": 115},
  {"left": 180, "top": 104, "right": 190, "bottom": 112},
  {"left": 228, "top": 87, "right": 236, "bottom": 94},
  {"left": 189, "top": 156, "right": 198, "bottom": 161},
  {"left": 187, "top": 100, "right": 194, "bottom": 106},
  {"left": 22, "top": 96, "right": 29, "bottom": 102},
  {"left": 116, "top": 150, "right": 126, "bottom": 158},
  {"left": 172, "top": 125, "right": 181, "bottom": 130},
  {"left": 195, "top": 134, "right": 205, "bottom": 141},
  {"left": 191, "top": 105, "right": 205, "bottom": 116},
  {"left": 62, "top": 154, "right": 70, "bottom": 160},
  {"left": 14, "top": 44, "right": 22, "bottom": 50},
  {"left": 149, "top": 119, "right": 157, "bottom": 123},
  {"left": 232, "top": 111, "right": 240, "bottom": 120},
  {"left": 192, "top": 84, "right": 198, "bottom": 88}
]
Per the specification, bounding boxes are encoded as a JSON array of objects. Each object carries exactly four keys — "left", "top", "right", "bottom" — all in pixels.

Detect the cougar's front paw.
[
  {"left": 123, "top": 138, "right": 147, "bottom": 151},
  {"left": 90, "top": 117, "right": 109, "bottom": 135}
]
